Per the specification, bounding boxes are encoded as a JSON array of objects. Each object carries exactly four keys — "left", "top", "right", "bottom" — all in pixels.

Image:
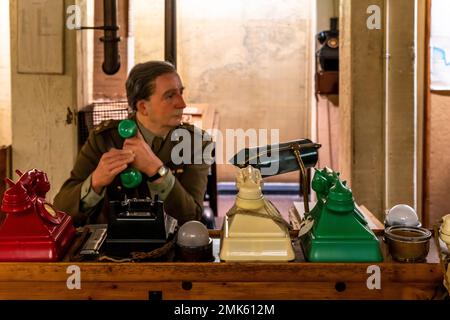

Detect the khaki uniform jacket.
[{"left": 54, "top": 117, "right": 211, "bottom": 227}]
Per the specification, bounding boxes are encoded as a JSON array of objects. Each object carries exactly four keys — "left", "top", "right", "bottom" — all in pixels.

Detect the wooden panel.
[
  {"left": 340, "top": 0, "right": 421, "bottom": 222},
  {"left": 386, "top": 0, "right": 416, "bottom": 210},
  {"left": 351, "top": 0, "right": 386, "bottom": 221},
  {"left": 0, "top": 281, "right": 439, "bottom": 300},
  {"left": 0, "top": 257, "right": 441, "bottom": 282},
  {"left": 416, "top": 0, "right": 426, "bottom": 224},
  {"left": 427, "top": 92, "right": 450, "bottom": 226},
  {"left": 17, "top": 0, "right": 64, "bottom": 74},
  {"left": 0, "top": 227, "right": 442, "bottom": 300},
  {"left": 423, "top": 0, "right": 431, "bottom": 227},
  {"left": 338, "top": 0, "right": 353, "bottom": 186},
  {"left": 340, "top": 0, "right": 386, "bottom": 220},
  {"left": 423, "top": 0, "right": 450, "bottom": 227},
  {"left": 0, "top": 255, "right": 441, "bottom": 300}
]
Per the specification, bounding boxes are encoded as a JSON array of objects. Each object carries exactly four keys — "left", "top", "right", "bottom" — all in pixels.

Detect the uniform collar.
[{"left": 133, "top": 116, "right": 168, "bottom": 145}]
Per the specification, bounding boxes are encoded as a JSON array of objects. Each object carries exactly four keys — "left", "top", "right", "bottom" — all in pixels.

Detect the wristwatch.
[{"left": 147, "top": 165, "right": 169, "bottom": 182}]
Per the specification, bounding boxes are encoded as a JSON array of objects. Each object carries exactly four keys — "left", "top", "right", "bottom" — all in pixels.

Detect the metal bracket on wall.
[{"left": 66, "top": 107, "right": 77, "bottom": 125}]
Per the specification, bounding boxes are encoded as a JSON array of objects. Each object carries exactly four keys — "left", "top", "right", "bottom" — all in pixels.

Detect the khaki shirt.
[
  {"left": 54, "top": 116, "right": 212, "bottom": 227},
  {"left": 79, "top": 118, "right": 176, "bottom": 209}
]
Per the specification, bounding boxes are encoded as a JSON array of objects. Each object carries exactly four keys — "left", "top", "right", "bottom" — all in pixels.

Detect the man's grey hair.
[{"left": 125, "top": 61, "right": 177, "bottom": 111}]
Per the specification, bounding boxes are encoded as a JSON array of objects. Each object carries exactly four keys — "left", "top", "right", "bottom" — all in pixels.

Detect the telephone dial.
[{"left": 0, "top": 169, "right": 76, "bottom": 261}]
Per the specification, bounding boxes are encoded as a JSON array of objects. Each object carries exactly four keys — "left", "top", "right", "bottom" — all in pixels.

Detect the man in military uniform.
[{"left": 54, "top": 61, "right": 212, "bottom": 227}]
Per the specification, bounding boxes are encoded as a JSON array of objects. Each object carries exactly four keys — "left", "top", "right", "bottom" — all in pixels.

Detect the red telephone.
[{"left": 0, "top": 169, "right": 76, "bottom": 261}]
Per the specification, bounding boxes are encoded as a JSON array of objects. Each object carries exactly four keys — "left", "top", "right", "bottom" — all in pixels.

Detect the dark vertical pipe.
[
  {"left": 165, "top": 0, "right": 177, "bottom": 68},
  {"left": 102, "top": 0, "right": 121, "bottom": 75}
]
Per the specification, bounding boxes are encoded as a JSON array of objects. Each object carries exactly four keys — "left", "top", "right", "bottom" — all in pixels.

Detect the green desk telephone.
[{"left": 300, "top": 167, "right": 383, "bottom": 262}]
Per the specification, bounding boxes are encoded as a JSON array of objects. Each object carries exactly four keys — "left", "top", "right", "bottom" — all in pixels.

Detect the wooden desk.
[{"left": 0, "top": 230, "right": 444, "bottom": 300}]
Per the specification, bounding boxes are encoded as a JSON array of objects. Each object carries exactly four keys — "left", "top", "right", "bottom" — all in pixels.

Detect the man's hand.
[
  {"left": 122, "top": 131, "right": 163, "bottom": 177},
  {"left": 91, "top": 148, "right": 135, "bottom": 194}
]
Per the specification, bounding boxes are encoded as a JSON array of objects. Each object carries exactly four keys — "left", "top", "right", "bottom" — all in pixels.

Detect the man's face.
[{"left": 144, "top": 72, "right": 186, "bottom": 129}]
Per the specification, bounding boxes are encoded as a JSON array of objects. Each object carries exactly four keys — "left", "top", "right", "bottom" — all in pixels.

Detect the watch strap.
[{"left": 147, "top": 166, "right": 167, "bottom": 182}]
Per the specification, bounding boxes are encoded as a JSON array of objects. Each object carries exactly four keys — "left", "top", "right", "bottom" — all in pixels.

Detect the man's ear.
[{"left": 136, "top": 99, "right": 149, "bottom": 115}]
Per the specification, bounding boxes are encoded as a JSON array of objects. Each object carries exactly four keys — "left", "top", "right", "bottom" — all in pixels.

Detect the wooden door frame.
[{"left": 422, "top": 0, "right": 431, "bottom": 227}]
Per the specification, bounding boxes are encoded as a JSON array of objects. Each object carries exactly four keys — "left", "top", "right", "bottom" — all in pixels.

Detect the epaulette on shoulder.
[
  {"left": 178, "top": 123, "right": 213, "bottom": 145},
  {"left": 93, "top": 119, "right": 120, "bottom": 135},
  {"left": 179, "top": 123, "right": 206, "bottom": 136}
]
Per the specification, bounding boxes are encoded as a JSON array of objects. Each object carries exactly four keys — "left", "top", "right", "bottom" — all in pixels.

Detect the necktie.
[{"left": 151, "top": 136, "right": 163, "bottom": 154}]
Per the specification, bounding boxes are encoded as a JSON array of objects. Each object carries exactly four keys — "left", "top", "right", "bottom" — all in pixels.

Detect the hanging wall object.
[
  {"left": 315, "top": 17, "right": 339, "bottom": 95},
  {"left": 430, "top": 0, "right": 450, "bottom": 90},
  {"left": 17, "top": 0, "right": 64, "bottom": 74}
]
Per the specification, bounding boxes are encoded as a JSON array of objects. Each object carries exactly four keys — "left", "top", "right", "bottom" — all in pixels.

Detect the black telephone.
[
  {"left": 104, "top": 197, "right": 177, "bottom": 257},
  {"left": 316, "top": 17, "right": 339, "bottom": 72}
]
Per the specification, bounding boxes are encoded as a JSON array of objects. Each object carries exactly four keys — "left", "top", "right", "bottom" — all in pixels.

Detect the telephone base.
[
  {"left": 302, "top": 236, "right": 383, "bottom": 262},
  {"left": 219, "top": 215, "right": 295, "bottom": 262},
  {"left": 104, "top": 199, "right": 177, "bottom": 258},
  {"left": 0, "top": 214, "right": 76, "bottom": 262},
  {"left": 220, "top": 237, "right": 295, "bottom": 262}
]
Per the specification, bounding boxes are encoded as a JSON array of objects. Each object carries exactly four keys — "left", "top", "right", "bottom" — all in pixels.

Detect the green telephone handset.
[{"left": 118, "top": 119, "right": 142, "bottom": 189}]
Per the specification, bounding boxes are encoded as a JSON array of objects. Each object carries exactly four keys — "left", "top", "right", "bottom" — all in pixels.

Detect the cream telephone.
[{"left": 219, "top": 166, "right": 295, "bottom": 262}]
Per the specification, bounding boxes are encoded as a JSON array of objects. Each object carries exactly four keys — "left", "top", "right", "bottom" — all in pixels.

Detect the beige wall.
[
  {"left": 0, "top": 0, "right": 11, "bottom": 147},
  {"left": 10, "top": 0, "right": 81, "bottom": 201},
  {"left": 317, "top": 0, "right": 338, "bottom": 32},
  {"left": 134, "top": 0, "right": 313, "bottom": 182},
  {"left": 133, "top": 0, "right": 165, "bottom": 63},
  {"left": 179, "top": 0, "right": 312, "bottom": 182}
]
